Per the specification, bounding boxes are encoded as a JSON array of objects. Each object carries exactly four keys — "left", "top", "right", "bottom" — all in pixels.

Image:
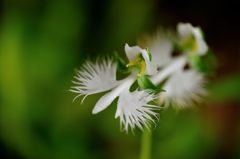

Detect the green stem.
[{"left": 140, "top": 130, "right": 152, "bottom": 159}]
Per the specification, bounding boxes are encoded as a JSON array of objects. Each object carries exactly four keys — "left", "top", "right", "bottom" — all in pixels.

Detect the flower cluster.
[{"left": 70, "top": 23, "right": 209, "bottom": 132}]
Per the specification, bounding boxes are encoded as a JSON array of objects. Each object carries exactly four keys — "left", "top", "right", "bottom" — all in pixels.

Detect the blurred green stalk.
[{"left": 140, "top": 130, "right": 152, "bottom": 159}]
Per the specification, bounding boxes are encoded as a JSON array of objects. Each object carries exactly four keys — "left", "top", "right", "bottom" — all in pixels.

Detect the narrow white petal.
[
  {"left": 115, "top": 90, "right": 160, "bottom": 132},
  {"left": 92, "top": 89, "right": 120, "bottom": 114},
  {"left": 159, "top": 69, "right": 207, "bottom": 108},
  {"left": 92, "top": 77, "right": 135, "bottom": 114},
  {"left": 192, "top": 28, "right": 208, "bottom": 55},
  {"left": 151, "top": 56, "right": 187, "bottom": 85},
  {"left": 141, "top": 49, "right": 158, "bottom": 75},
  {"left": 70, "top": 58, "right": 119, "bottom": 98},
  {"left": 177, "top": 23, "right": 193, "bottom": 38},
  {"left": 196, "top": 38, "right": 208, "bottom": 55}
]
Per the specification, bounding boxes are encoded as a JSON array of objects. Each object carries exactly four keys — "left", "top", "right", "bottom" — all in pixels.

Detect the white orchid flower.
[
  {"left": 142, "top": 26, "right": 208, "bottom": 108},
  {"left": 150, "top": 55, "right": 206, "bottom": 108},
  {"left": 177, "top": 22, "right": 208, "bottom": 55},
  {"left": 70, "top": 22, "right": 211, "bottom": 131},
  {"left": 125, "top": 43, "right": 158, "bottom": 75},
  {"left": 70, "top": 45, "right": 160, "bottom": 132}
]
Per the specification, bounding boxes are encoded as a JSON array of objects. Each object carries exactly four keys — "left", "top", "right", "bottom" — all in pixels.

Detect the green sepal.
[
  {"left": 188, "top": 54, "right": 201, "bottom": 70},
  {"left": 188, "top": 49, "right": 217, "bottom": 75},
  {"left": 146, "top": 48, "right": 152, "bottom": 61},
  {"left": 137, "top": 75, "right": 163, "bottom": 93},
  {"left": 173, "top": 40, "right": 181, "bottom": 52},
  {"left": 199, "top": 50, "right": 217, "bottom": 75},
  {"left": 114, "top": 51, "right": 129, "bottom": 74},
  {"left": 198, "top": 28, "right": 205, "bottom": 39},
  {"left": 137, "top": 53, "right": 145, "bottom": 62}
]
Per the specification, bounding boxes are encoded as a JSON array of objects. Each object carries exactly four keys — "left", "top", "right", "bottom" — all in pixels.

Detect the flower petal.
[
  {"left": 124, "top": 43, "right": 143, "bottom": 61},
  {"left": 92, "top": 77, "right": 135, "bottom": 114},
  {"left": 159, "top": 69, "right": 207, "bottom": 108},
  {"left": 141, "top": 49, "right": 158, "bottom": 75},
  {"left": 192, "top": 28, "right": 208, "bottom": 55},
  {"left": 70, "top": 58, "right": 119, "bottom": 98},
  {"left": 115, "top": 90, "right": 160, "bottom": 132},
  {"left": 177, "top": 23, "right": 193, "bottom": 38},
  {"left": 151, "top": 56, "right": 187, "bottom": 85},
  {"left": 92, "top": 88, "right": 120, "bottom": 114},
  {"left": 142, "top": 31, "right": 173, "bottom": 67}
]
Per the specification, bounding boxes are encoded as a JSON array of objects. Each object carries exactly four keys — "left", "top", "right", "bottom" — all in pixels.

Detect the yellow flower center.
[
  {"left": 127, "top": 57, "right": 146, "bottom": 76},
  {"left": 180, "top": 35, "right": 198, "bottom": 54}
]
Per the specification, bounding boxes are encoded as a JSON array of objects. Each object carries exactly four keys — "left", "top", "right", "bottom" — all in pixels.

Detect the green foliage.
[{"left": 209, "top": 74, "right": 240, "bottom": 102}]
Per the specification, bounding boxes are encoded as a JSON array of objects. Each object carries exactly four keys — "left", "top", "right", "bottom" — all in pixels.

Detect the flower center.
[
  {"left": 127, "top": 55, "right": 146, "bottom": 76},
  {"left": 180, "top": 34, "right": 198, "bottom": 54}
]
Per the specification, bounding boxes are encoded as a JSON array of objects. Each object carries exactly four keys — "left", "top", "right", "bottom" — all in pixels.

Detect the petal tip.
[{"left": 92, "top": 108, "right": 99, "bottom": 114}]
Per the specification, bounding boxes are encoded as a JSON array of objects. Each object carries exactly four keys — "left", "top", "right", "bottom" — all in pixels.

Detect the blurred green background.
[{"left": 0, "top": 0, "right": 239, "bottom": 159}]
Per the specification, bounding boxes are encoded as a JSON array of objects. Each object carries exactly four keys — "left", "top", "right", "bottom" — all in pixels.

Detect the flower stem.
[{"left": 140, "top": 130, "right": 152, "bottom": 159}]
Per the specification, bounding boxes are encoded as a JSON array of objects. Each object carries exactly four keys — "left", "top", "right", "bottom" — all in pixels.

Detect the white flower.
[
  {"left": 177, "top": 22, "right": 208, "bottom": 55},
  {"left": 70, "top": 22, "right": 210, "bottom": 131},
  {"left": 150, "top": 54, "right": 207, "bottom": 108},
  {"left": 92, "top": 76, "right": 135, "bottom": 114},
  {"left": 140, "top": 31, "right": 173, "bottom": 68},
  {"left": 139, "top": 24, "right": 208, "bottom": 108},
  {"left": 125, "top": 43, "right": 158, "bottom": 75},
  {"left": 159, "top": 68, "right": 206, "bottom": 108},
  {"left": 70, "top": 46, "right": 160, "bottom": 132}
]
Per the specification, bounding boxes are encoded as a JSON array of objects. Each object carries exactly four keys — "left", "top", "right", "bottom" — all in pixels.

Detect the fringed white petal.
[
  {"left": 70, "top": 58, "right": 119, "bottom": 98},
  {"left": 143, "top": 31, "right": 173, "bottom": 67},
  {"left": 115, "top": 90, "right": 160, "bottom": 132},
  {"left": 159, "top": 69, "right": 207, "bottom": 108}
]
